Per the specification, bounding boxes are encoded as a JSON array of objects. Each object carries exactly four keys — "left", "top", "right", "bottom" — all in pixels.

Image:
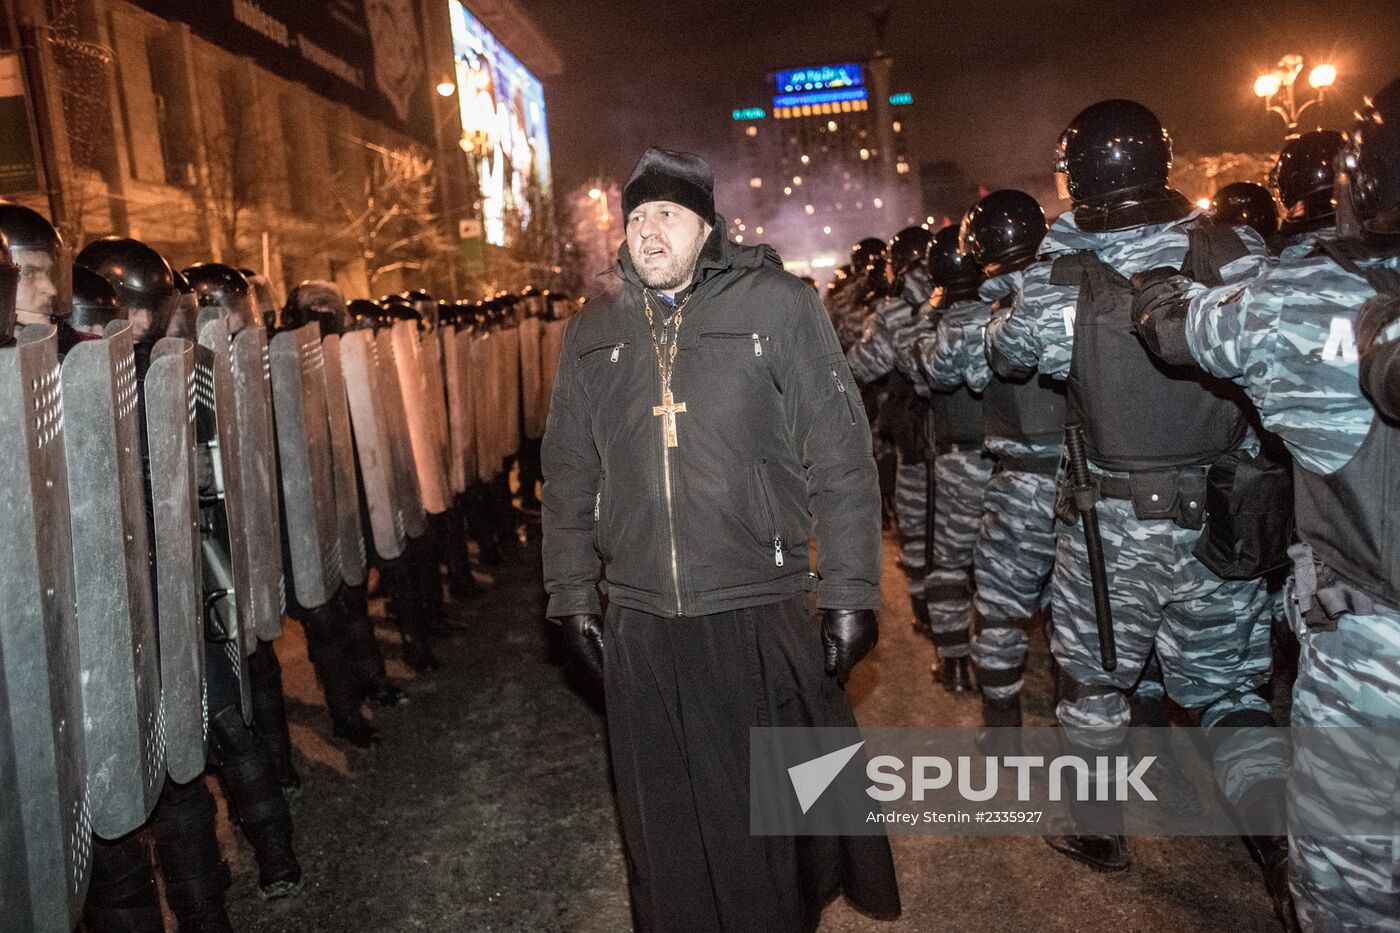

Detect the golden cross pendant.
[{"left": 652, "top": 388, "right": 687, "bottom": 448}]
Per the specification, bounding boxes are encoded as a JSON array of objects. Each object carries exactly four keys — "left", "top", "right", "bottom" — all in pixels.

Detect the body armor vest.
[
  {"left": 1293, "top": 413, "right": 1399, "bottom": 609},
  {"left": 928, "top": 384, "right": 984, "bottom": 453},
  {"left": 1053, "top": 237, "right": 1250, "bottom": 472},
  {"left": 982, "top": 299, "right": 1066, "bottom": 446}
]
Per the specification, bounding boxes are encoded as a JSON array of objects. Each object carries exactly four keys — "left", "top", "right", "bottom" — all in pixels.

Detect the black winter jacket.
[{"left": 541, "top": 227, "right": 882, "bottom": 619}]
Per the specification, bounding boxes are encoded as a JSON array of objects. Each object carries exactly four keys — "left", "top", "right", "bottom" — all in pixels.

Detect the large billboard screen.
[{"left": 449, "top": 2, "right": 552, "bottom": 249}]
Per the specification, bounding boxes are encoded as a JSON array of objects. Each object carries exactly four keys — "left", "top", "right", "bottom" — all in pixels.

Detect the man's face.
[
  {"left": 129, "top": 293, "right": 176, "bottom": 343},
  {"left": 626, "top": 201, "right": 710, "bottom": 293},
  {"left": 15, "top": 248, "right": 58, "bottom": 324}
]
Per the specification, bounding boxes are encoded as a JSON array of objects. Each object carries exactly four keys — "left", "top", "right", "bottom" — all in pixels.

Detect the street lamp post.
[
  {"left": 588, "top": 186, "right": 611, "bottom": 231},
  {"left": 1254, "top": 54, "right": 1336, "bottom": 132}
]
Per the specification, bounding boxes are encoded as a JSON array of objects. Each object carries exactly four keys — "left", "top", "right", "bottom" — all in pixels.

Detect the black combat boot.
[
  {"left": 909, "top": 594, "right": 931, "bottom": 639},
  {"left": 932, "top": 654, "right": 974, "bottom": 693},
  {"left": 340, "top": 586, "right": 408, "bottom": 707},
  {"left": 209, "top": 705, "right": 303, "bottom": 899},
  {"left": 468, "top": 483, "right": 503, "bottom": 566},
  {"left": 444, "top": 501, "right": 483, "bottom": 600},
  {"left": 302, "top": 602, "right": 380, "bottom": 746},
  {"left": 1044, "top": 735, "right": 1131, "bottom": 873},
  {"left": 153, "top": 778, "right": 234, "bottom": 933},
  {"left": 384, "top": 551, "right": 442, "bottom": 673},
  {"left": 975, "top": 693, "right": 1024, "bottom": 757},
  {"left": 84, "top": 831, "right": 165, "bottom": 933},
  {"left": 248, "top": 640, "right": 300, "bottom": 797}
]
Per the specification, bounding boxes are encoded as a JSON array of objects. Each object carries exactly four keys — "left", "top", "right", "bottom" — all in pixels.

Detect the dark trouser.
[
  {"left": 248, "top": 641, "right": 297, "bottom": 787},
  {"left": 603, "top": 595, "right": 900, "bottom": 933}
]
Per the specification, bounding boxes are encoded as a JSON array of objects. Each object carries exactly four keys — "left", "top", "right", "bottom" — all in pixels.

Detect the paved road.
[{"left": 225, "top": 530, "right": 1282, "bottom": 932}]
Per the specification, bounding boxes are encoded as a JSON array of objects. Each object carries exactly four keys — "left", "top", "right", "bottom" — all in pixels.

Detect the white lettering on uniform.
[{"left": 1322, "top": 316, "right": 1358, "bottom": 364}]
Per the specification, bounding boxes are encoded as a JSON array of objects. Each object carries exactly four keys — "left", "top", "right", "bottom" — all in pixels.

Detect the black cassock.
[{"left": 603, "top": 594, "right": 901, "bottom": 933}]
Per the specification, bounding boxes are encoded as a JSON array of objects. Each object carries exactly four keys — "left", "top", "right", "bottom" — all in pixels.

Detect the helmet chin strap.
[{"left": 1074, "top": 188, "right": 1193, "bottom": 233}]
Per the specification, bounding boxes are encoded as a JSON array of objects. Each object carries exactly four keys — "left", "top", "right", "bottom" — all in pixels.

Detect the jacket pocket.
[
  {"left": 578, "top": 339, "right": 628, "bottom": 363},
  {"left": 699, "top": 331, "right": 770, "bottom": 357},
  {"left": 753, "top": 459, "right": 785, "bottom": 567},
  {"left": 831, "top": 367, "right": 858, "bottom": 426},
  {"left": 593, "top": 474, "right": 610, "bottom": 560}
]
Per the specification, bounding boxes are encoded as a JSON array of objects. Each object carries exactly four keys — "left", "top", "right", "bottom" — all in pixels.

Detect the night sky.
[{"left": 524, "top": 0, "right": 1400, "bottom": 207}]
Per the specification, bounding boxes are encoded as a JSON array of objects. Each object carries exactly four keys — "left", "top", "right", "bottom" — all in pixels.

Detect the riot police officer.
[
  {"left": 1209, "top": 181, "right": 1281, "bottom": 245},
  {"left": 1271, "top": 129, "right": 1346, "bottom": 251}
]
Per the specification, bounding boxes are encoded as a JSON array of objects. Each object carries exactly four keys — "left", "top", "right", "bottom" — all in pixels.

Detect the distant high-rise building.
[{"left": 722, "top": 54, "right": 921, "bottom": 280}]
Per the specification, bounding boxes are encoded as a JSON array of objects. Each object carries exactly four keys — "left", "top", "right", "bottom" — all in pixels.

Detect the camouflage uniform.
[
  {"left": 826, "top": 274, "right": 867, "bottom": 353},
  {"left": 914, "top": 297, "right": 993, "bottom": 659},
  {"left": 1179, "top": 243, "right": 1400, "bottom": 932},
  {"left": 847, "top": 270, "right": 934, "bottom": 602},
  {"left": 986, "top": 209, "right": 1283, "bottom": 807}
]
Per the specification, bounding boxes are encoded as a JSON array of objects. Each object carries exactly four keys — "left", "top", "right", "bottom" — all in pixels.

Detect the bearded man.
[{"left": 542, "top": 148, "right": 900, "bottom": 932}]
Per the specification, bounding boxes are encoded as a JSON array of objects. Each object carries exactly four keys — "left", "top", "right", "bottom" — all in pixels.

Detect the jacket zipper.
[
  {"left": 577, "top": 341, "right": 628, "bottom": 362},
  {"left": 832, "top": 369, "right": 857, "bottom": 425},
  {"left": 701, "top": 332, "right": 767, "bottom": 357},
  {"left": 754, "top": 460, "right": 784, "bottom": 567}
]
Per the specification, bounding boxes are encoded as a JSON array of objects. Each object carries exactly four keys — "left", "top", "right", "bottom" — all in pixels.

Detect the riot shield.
[
  {"left": 418, "top": 326, "right": 452, "bottom": 481},
  {"left": 454, "top": 327, "right": 479, "bottom": 488},
  {"left": 377, "top": 328, "right": 427, "bottom": 539},
  {"left": 499, "top": 324, "right": 522, "bottom": 459},
  {"left": 441, "top": 324, "right": 469, "bottom": 496},
  {"left": 0, "top": 326, "right": 91, "bottom": 932},
  {"left": 146, "top": 338, "right": 210, "bottom": 784},
  {"left": 391, "top": 319, "right": 450, "bottom": 514},
  {"left": 269, "top": 322, "right": 341, "bottom": 609},
  {"left": 194, "top": 344, "right": 254, "bottom": 729},
  {"left": 340, "top": 331, "right": 406, "bottom": 561},
  {"left": 61, "top": 323, "right": 164, "bottom": 837},
  {"left": 540, "top": 317, "right": 568, "bottom": 416},
  {"left": 470, "top": 331, "right": 499, "bottom": 484},
  {"left": 320, "top": 332, "right": 368, "bottom": 587},
  {"left": 518, "top": 315, "right": 546, "bottom": 441},
  {"left": 227, "top": 325, "right": 284, "bottom": 640}
]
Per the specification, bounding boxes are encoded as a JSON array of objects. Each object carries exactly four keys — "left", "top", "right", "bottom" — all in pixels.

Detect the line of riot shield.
[
  {"left": 0, "top": 325, "right": 91, "bottom": 932},
  {"left": 146, "top": 337, "right": 210, "bottom": 783},
  {"left": 194, "top": 343, "right": 254, "bottom": 727},
  {"left": 471, "top": 330, "right": 500, "bottom": 484},
  {"left": 453, "top": 326, "right": 479, "bottom": 488},
  {"left": 540, "top": 316, "right": 568, "bottom": 415},
  {"left": 61, "top": 322, "right": 164, "bottom": 837},
  {"left": 340, "top": 330, "right": 407, "bottom": 561},
  {"left": 270, "top": 322, "right": 343, "bottom": 610},
  {"left": 320, "top": 331, "right": 368, "bottom": 587},
  {"left": 418, "top": 324, "right": 453, "bottom": 484},
  {"left": 223, "top": 323, "right": 285, "bottom": 640},
  {"left": 518, "top": 314, "right": 546, "bottom": 441},
  {"left": 377, "top": 328, "right": 427, "bottom": 539},
  {"left": 440, "top": 322, "right": 468, "bottom": 496},
  {"left": 391, "top": 319, "right": 451, "bottom": 515},
  {"left": 498, "top": 323, "right": 522, "bottom": 460}
]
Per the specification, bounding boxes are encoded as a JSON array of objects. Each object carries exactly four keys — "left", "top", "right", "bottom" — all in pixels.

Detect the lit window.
[
  {"left": 735, "top": 234, "right": 744, "bottom": 243},
  {"left": 859, "top": 148, "right": 870, "bottom": 160},
  {"left": 827, "top": 120, "right": 837, "bottom": 131},
  {"left": 896, "top": 162, "right": 909, "bottom": 174},
  {"left": 746, "top": 125, "right": 758, "bottom": 137},
  {"left": 823, "top": 225, "right": 832, "bottom": 235},
  {"left": 750, "top": 177, "right": 762, "bottom": 188},
  {"left": 873, "top": 197, "right": 884, "bottom": 209},
  {"left": 926, "top": 215, "right": 935, "bottom": 224},
  {"left": 755, "top": 226, "right": 763, "bottom": 234},
  {"left": 792, "top": 176, "right": 802, "bottom": 185},
  {"left": 892, "top": 121, "right": 902, "bottom": 133},
  {"left": 804, "top": 204, "right": 815, "bottom": 215},
  {"left": 800, "top": 154, "right": 810, "bottom": 164},
  {"left": 784, "top": 186, "right": 793, "bottom": 195},
  {"left": 738, "top": 223, "right": 746, "bottom": 231}
]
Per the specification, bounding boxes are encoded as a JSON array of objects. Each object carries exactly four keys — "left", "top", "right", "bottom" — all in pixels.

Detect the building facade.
[{"left": 0, "top": 0, "right": 560, "bottom": 302}]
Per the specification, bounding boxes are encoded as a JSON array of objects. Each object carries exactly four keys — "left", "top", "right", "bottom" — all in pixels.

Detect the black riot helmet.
[
  {"left": 70, "top": 263, "right": 125, "bottom": 336},
  {"left": 924, "top": 224, "right": 982, "bottom": 308},
  {"left": 1055, "top": 99, "right": 1173, "bottom": 204},
  {"left": 1208, "top": 182, "right": 1279, "bottom": 241},
  {"left": 1341, "top": 78, "right": 1400, "bottom": 239},
  {"left": 1270, "top": 130, "right": 1345, "bottom": 236},
  {"left": 77, "top": 237, "right": 179, "bottom": 345},
  {"left": 888, "top": 226, "right": 934, "bottom": 278},
  {"left": 851, "top": 236, "right": 886, "bottom": 273},
  {"left": 405, "top": 288, "right": 438, "bottom": 327},
  {"left": 346, "top": 298, "right": 381, "bottom": 332},
  {"left": 959, "top": 190, "right": 1047, "bottom": 277},
  {"left": 182, "top": 262, "right": 255, "bottom": 335},
  {"left": 285, "top": 280, "right": 346, "bottom": 335},
  {"left": 0, "top": 201, "right": 71, "bottom": 323}
]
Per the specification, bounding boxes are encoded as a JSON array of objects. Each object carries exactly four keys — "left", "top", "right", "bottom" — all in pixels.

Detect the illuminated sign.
[
  {"left": 732, "top": 107, "right": 767, "bottom": 121},
  {"left": 449, "top": 1, "right": 553, "bottom": 249},
  {"left": 773, "top": 87, "right": 867, "bottom": 110},
  {"left": 774, "top": 63, "right": 864, "bottom": 94},
  {"left": 889, "top": 92, "right": 913, "bottom": 105}
]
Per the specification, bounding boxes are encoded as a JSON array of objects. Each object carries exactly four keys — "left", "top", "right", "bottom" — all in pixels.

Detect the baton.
[{"left": 1064, "top": 421, "right": 1117, "bottom": 672}]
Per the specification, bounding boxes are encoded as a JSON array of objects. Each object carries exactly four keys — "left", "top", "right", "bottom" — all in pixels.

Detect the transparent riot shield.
[
  {"left": 377, "top": 328, "right": 427, "bottom": 539},
  {"left": 391, "top": 319, "right": 450, "bottom": 514},
  {"left": 320, "top": 332, "right": 368, "bottom": 587}
]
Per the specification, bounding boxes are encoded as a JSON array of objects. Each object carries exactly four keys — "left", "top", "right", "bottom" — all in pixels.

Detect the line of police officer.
[
  {"left": 0, "top": 206, "right": 574, "bottom": 932},
  {"left": 831, "top": 77, "right": 1400, "bottom": 933}
]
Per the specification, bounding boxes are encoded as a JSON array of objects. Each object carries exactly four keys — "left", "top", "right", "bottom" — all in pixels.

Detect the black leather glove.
[
  {"left": 1129, "top": 266, "right": 1195, "bottom": 366},
  {"left": 558, "top": 613, "right": 604, "bottom": 683},
  {"left": 821, "top": 609, "right": 878, "bottom": 684}
]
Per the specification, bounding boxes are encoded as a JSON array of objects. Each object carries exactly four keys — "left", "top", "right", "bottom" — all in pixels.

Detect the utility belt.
[
  {"left": 993, "top": 451, "right": 1061, "bottom": 477},
  {"left": 1055, "top": 447, "right": 1294, "bottom": 581},
  {"left": 1287, "top": 543, "right": 1394, "bottom": 633},
  {"left": 1055, "top": 465, "right": 1209, "bottom": 530}
]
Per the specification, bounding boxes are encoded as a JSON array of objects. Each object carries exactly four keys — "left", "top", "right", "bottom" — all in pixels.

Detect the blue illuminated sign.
[
  {"left": 773, "top": 87, "right": 868, "bottom": 110},
  {"left": 732, "top": 107, "right": 767, "bottom": 121},
  {"left": 889, "top": 92, "right": 913, "bottom": 106},
  {"left": 774, "top": 63, "right": 864, "bottom": 94}
]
